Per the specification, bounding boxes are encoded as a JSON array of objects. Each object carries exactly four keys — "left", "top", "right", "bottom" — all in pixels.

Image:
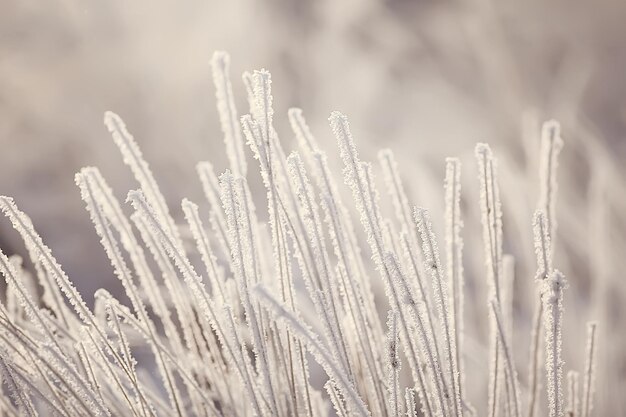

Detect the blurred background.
[{"left": 1, "top": 0, "right": 625, "bottom": 415}]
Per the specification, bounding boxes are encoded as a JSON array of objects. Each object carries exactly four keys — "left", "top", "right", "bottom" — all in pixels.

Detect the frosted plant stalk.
[
  {"left": 528, "top": 210, "right": 553, "bottom": 417},
  {"left": 220, "top": 171, "right": 280, "bottom": 416},
  {"left": 490, "top": 300, "right": 522, "bottom": 417},
  {"left": 254, "top": 285, "right": 371, "bottom": 417},
  {"left": 565, "top": 371, "right": 580, "bottom": 417},
  {"left": 76, "top": 170, "right": 184, "bottom": 417},
  {"left": 330, "top": 111, "right": 434, "bottom": 416},
  {"left": 543, "top": 270, "right": 567, "bottom": 417},
  {"left": 537, "top": 120, "right": 563, "bottom": 246},
  {"left": 415, "top": 207, "right": 461, "bottom": 417},
  {"left": 104, "top": 111, "right": 181, "bottom": 244},
  {"left": 581, "top": 323, "right": 597, "bottom": 417},
  {"left": 529, "top": 119, "right": 563, "bottom": 417},
  {"left": 475, "top": 143, "right": 504, "bottom": 417},
  {"left": 444, "top": 157, "right": 466, "bottom": 415},
  {"left": 384, "top": 252, "right": 445, "bottom": 417},
  {"left": 385, "top": 311, "right": 400, "bottom": 417},
  {"left": 211, "top": 51, "right": 247, "bottom": 178},
  {"left": 290, "top": 108, "right": 381, "bottom": 350}
]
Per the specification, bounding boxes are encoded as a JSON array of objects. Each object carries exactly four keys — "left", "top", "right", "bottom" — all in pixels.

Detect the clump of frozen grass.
[{"left": 0, "top": 51, "right": 599, "bottom": 417}]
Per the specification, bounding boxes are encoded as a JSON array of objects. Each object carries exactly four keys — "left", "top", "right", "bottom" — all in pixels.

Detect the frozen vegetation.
[{"left": 0, "top": 51, "right": 606, "bottom": 417}]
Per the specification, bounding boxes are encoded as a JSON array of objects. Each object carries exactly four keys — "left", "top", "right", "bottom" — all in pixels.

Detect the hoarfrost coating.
[{"left": 0, "top": 52, "right": 602, "bottom": 417}]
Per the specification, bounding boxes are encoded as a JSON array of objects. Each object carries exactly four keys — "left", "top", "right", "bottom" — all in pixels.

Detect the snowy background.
[{"left": 1, "top": 0, "right": 625, "bottom": 414}]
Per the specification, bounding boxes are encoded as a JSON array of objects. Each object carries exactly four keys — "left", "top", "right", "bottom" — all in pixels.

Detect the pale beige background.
[{"left": 1, "top": 0, "right": 625, "bottom": 414}]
